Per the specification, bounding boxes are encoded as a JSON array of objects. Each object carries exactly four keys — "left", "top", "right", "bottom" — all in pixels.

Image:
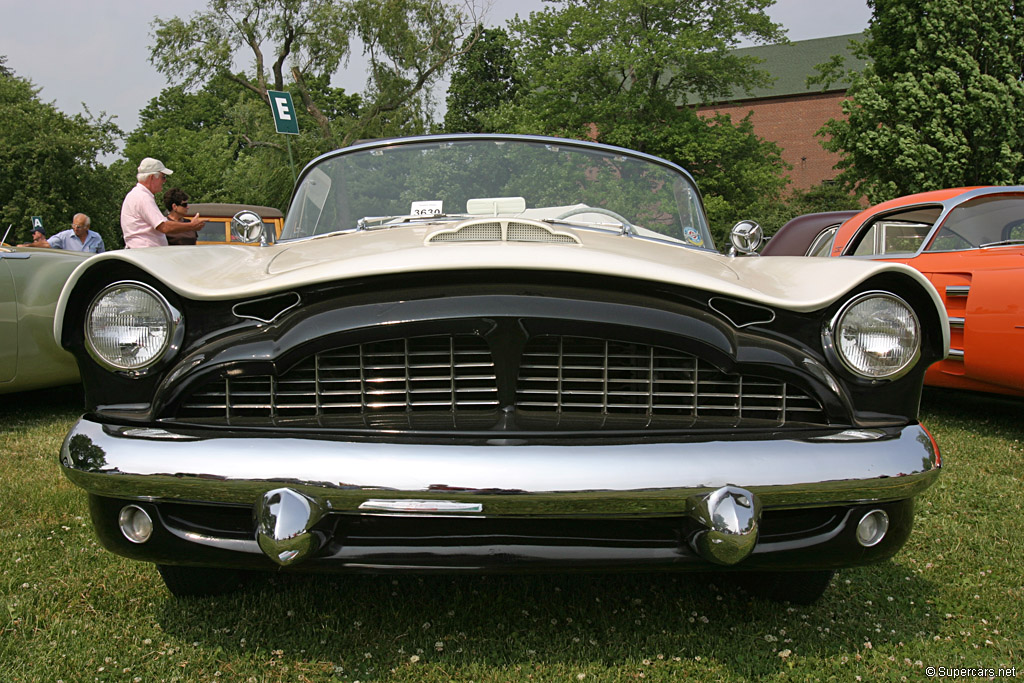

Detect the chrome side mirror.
[
  {"left": 231, "top": 210, "right": 267, "bottom": 246},
  {"left": 728, "top": 220, "right": 763, "bottom": 256}
]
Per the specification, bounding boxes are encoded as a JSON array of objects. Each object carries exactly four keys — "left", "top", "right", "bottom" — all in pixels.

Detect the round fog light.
[
  {"left": 856, "top": 509, "right": 889, "bottom": 547},
  {"left": 119, "top": 505, "right": 153, "bottom": 544}
]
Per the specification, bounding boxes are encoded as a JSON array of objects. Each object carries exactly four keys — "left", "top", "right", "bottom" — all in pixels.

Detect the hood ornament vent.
[
  {"left": 709, "top": 297, "right": 775, "bottom": 328},
  {"left": 428, "top": 218, "right": 580, "bottom": 245},
  {"left": 233, "top": 291, "right": 302, "bottom": 324}
]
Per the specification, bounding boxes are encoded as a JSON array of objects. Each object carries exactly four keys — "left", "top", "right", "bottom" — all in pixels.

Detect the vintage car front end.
[{"left": 56, "top": 135, "right": 947, "bottom": 602}]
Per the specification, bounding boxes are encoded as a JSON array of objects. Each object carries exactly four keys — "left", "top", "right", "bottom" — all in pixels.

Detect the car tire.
[
  {"left": 156, "top": 565, "right": 253, "bottom": 597},
  {"left": 738, "top": 569, "right": 835, "bottom": 605}
]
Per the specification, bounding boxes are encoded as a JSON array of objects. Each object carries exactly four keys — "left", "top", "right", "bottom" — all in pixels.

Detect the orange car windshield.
[{"left": 927, "top": 195, "right": 1024, "bottom": 251}]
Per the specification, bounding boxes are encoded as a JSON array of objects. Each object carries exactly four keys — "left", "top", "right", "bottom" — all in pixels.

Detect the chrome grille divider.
[
  {"left": 358, "top": 345, "right": 368, "bottom": 428},
  {"left": 224, "top": 378, "right": 233, "bottom": 425},
  {"left": 404, "top": 338, "right": 412, "bottom": 430},
  {"left": 646, "top": 346, "right": 655, "bottom": 424},
  {"left": 314, "top": 353, "right": 323, "bottom": 423}
]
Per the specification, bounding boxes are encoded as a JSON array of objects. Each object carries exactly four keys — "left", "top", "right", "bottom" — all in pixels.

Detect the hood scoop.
[
  {"left": 233, "top": 291, "right": 302, "bottom": 324},
  {"left": 427, "top": 218, "right": 580, "bottom": 245},
  {"left": 709, "top": 297, "right": 776, "bottom": 328}
]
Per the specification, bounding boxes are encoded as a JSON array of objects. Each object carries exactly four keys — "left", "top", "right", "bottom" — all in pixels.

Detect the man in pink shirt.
[{"left": 120, "top": 158, "right": 207, "bottom": 248}]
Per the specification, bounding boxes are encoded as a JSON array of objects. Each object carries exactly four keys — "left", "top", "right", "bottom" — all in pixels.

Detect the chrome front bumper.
[{"left": 61, "top": 418, "right": 940, "bottom": 516}]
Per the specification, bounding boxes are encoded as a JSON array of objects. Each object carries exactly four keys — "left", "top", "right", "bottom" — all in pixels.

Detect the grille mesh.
[
  {"left": 515, "top": 336, "right": 826, "bottom": 429},
  {"left": 506, "top": 222, "right": 578, "bottom": 243},
  {"left": 428, "top": 220, "right": 580, "bottom": 244},
  {"left": 178, "top": 335, "right": 499, "bottom": 429},
  {"left": 175, "top": 334, "right": 828, "bottom": 431},
  {"left": 429, "top": 222, "right": 502, "bottom": 242}
]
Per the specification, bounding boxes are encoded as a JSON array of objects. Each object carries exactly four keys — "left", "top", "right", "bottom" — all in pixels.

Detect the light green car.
[{"left": 0, "top": 243, "right": 87, "bottom": 394}]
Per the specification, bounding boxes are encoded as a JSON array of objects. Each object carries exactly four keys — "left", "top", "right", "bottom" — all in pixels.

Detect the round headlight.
[
  {"left": 85, "top": 282, "right": 182, "bottom": 372},
  {"left": 831, "top": 292, "right": 920, "bottom": 379}
]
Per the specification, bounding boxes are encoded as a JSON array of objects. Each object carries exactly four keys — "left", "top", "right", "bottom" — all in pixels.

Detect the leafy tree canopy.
[
  {"left": 150, "top": 0, "right": 480, "bottom": 150},
  {"left": 0, "top": 61, "right": 121, "bottom": 246},
  {"left": 818, "top": 0, "right": 1024, "bottom": 202},
  {"left": 463, "top": 0, "right": 790, "bottom": 245},
  {"left": 443, "top": 26, "right": 520, "bottom": 133}
]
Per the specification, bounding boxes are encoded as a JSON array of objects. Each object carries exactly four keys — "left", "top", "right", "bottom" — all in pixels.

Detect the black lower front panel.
[{"left": 89, "top": 495, "right": 915, "bottom": 574}]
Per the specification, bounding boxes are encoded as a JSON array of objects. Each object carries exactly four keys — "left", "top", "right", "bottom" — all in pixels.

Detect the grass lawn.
[{"left": 1, "top": 385, "right": 1021, "bottom": 682}]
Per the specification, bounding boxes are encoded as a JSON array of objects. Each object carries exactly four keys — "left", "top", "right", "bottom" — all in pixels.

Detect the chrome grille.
[
  {"left": 178, "top": 335, "right": 499, "bottom": 429},
  {"left": 515, "top": 336, "right": 827, "bottom": 429},
  {"left": 174, "top": 334, "right": 828, "bottom": 431}
]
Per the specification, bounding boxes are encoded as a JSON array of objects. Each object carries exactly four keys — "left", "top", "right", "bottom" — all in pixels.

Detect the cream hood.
[{"left": 55, "top": 223, "right": 948, "bottom": 342}]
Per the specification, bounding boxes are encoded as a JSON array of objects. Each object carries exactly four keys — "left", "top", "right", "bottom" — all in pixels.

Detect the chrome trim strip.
[
  {"left": 60, "top": 419, "right": 940, "bottom": 515},
  {"left": 945, "top": 286, "right": 970, "bottom": 298},
  {"left": 948, "top": 317, "right": 965, "bottom": 329},
  {"left": 948, "top": 348, "right": 965, "bottom": 360},
  {"left": 232, "top": 291, "right": 302, "bottom": 324},
  {"left": 359, "top": 499, "right": 484, "bottom": 513},
  {"left": 166, "top": 526, "right": 261, "bottom": 554},
  {"left": 707, "top": 297, "right": 776, "bottom": 328}
]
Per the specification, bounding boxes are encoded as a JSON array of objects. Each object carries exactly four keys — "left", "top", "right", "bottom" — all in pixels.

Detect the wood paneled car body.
[
  {"left": 190, "top": 203, "right": 284, "bottom": 245},
  {"left": 55, "top": 135, "right": 948, "bottom": 603}
]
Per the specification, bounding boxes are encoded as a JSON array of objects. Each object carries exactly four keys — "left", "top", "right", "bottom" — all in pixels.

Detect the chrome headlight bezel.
[
  {"left": 84, "top": 281, "right": 184, "bottom": 376},
  {"left": 824, "top": 291, "right": 921, "bottom": 381}
]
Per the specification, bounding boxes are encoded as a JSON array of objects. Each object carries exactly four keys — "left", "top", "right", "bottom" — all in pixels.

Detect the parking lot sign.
[
  {"left": 31, "top": 216, "right": 44, "bottom": 231},
  {"left": 268, "top": 90, "right": 299, "bottom": 135}
]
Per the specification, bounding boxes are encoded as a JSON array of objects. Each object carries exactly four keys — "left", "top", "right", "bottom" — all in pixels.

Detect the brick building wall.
[{"left": 698, "top": 90, "right": 849, "bottom": 192}]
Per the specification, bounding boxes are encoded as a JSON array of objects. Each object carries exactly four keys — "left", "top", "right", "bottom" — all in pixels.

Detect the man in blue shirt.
[{"left": 45, "top": 214, "right": 106, "bottom": 253}]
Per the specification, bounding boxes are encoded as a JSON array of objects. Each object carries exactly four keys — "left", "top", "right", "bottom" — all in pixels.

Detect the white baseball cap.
[{"left": 137, "top": 157, "right": 173, "bottom": 176}]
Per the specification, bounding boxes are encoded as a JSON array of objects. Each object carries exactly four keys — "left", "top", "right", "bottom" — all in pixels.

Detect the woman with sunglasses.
[{"left": 163, "top": 187, "right": 198, "bottom": 246}]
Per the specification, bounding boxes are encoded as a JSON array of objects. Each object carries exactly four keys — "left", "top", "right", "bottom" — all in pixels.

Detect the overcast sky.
[{"left": 2, "top": 0, "right": 871, "bottom": 140}]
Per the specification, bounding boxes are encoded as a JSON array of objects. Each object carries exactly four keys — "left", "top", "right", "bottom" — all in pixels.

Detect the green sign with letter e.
[{"left": 268, "top": 90, "right": 300, "bottom": 135}]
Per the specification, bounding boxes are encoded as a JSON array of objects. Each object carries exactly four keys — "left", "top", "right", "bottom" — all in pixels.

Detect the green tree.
[
  {"left": 818, "top": 0, "right": 1024, "bottom": 202},
  {"left": 121, "top": 73, "right": 366, "bottom": 212},
  {"left": 150, "top": 0, "right": 480, "bottom": 150},
  {"left": 477, "top": 0, "right": 791, "bottom": 245},
  {"left": 0, "top": 61, "right": 121, "bottom": 247},
  {"left": 443, "top": 26, "right": 520, "bottom": 133}
]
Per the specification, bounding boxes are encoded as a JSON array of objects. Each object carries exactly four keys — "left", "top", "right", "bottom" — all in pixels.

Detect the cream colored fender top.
[{"left": 53, "top": 224, "right": 949, "bottom": 352}]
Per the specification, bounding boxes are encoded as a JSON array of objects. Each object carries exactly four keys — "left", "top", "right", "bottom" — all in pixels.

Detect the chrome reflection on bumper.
[{"left": 60, "top": 418, "right": 940, "bottom": 517}]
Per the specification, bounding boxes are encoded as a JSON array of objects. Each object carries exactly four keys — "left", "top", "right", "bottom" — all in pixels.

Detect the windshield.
[
  {"left": 282, "top": 136, "right": 714, "bottom": 250},
  {"left": 926, "top": 194, "right": 1024, "bottom": 251}
]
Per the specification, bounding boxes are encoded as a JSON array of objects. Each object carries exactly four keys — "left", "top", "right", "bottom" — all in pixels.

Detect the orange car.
[{"left": 824, "top": 187, "right": 1024, "bottom": 397}]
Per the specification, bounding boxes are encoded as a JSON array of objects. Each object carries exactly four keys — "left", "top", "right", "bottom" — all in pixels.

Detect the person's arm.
[
  {"left": 19, "top": 238, "right": 50, "bottom": 248},
  {"left": 156, "top": 216, "right": 207, "bottom": 234}
]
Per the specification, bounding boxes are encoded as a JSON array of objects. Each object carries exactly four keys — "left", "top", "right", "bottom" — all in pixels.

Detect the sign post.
[{"left": 267, "top": 90, "right": 299, "bottom": 185}]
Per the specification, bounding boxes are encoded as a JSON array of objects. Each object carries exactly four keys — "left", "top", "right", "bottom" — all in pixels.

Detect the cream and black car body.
[{"left": 56, "top": 135, "right": 948, "bottom": 602}]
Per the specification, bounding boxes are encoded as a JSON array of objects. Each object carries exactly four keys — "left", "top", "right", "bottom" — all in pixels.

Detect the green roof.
[{"left": 707, "top": 32, "right": 868, "bottom": 103}]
